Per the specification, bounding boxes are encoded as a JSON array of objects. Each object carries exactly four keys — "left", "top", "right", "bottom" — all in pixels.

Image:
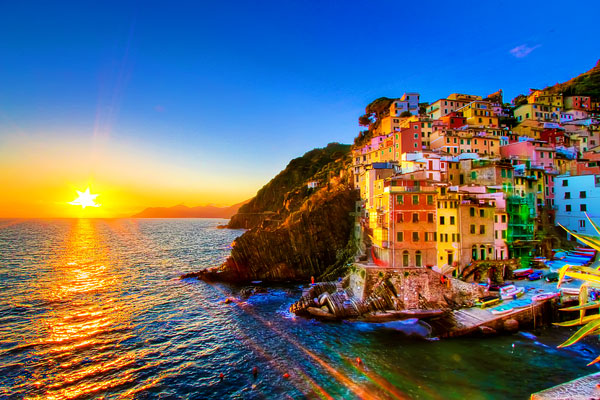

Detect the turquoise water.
[{"left": 0, "top": 218, "right": 597, "bottom": 399}]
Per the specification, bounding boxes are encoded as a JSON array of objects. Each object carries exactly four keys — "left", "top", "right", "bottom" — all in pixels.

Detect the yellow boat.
[{"left": 476, "top": 296, "right": 502, "bottom": 308}]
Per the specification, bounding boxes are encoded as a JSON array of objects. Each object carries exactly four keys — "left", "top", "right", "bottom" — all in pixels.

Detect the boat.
[
  {"left": 532, "top": 292, "right": 560, "bottom": 302},
  {"left": 491, "top": 304, "right": 514, "bottom": 315},
  {"left": 513, "top": 268, "right": 533, "bottom": 278},
  {"left": 476, "top": 296, "right": 502, "bottom": 308},
  {"left": 528, "top": 271, "right": 543, "bottom": 281},
  {"left": 511, "top": 298, "right": 533, "bottom": 308},
  {"left": 544, "top": 272, "right": 559, "bottom": 282},
  {"left": 500, "top": 286, "right": 525, "bottom": 300},
  {"left": 561, "top": 287, "right": 581, "bottom": 295}
]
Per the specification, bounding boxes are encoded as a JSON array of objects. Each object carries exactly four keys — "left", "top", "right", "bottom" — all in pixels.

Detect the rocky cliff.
[
  {"left": 227, "top": 143, "right": 350, "bottom": 229},
  {"left": 186, "top": 143, "right": 359, "bottom": 283}
]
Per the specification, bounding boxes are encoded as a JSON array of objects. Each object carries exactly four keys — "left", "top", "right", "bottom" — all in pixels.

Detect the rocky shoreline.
[{"left": 288, "top": 266, "right": 484, "bottom": 322}]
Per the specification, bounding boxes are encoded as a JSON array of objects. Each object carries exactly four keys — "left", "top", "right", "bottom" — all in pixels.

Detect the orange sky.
[{"left": 0, "top": 131, "right": 261, "bottom": 218}]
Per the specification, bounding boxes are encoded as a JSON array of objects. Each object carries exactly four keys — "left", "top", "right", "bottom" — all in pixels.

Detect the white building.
[
  {"left": 554, "top": 174, "right": 600, "bottom": 236},
  {"left": 391, "top": 93, "right": 420, "bottom": 116}
]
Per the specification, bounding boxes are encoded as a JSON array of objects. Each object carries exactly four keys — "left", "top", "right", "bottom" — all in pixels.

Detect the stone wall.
[{"left": 355, "top": 264, "right": 485, "bottom": 310}]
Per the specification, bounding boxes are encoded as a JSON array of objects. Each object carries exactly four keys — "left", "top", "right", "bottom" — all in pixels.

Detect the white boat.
[
  {"left": 501, "top": 286, "right": 525, "bottom": 300},
  {"left": 561, "top": 287, "right": 581, "bottom": 295}
]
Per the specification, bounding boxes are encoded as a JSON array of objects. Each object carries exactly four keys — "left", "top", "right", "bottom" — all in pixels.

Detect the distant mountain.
[
  {"left": 544, "top": 59, "right": 600, "bottom": 97},
  {"left": 132, "top": 200, "right": 248, "bottom": 218}
]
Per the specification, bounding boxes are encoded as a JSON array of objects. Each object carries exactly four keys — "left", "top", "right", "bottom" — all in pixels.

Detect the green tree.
[
  {"left": 513, "top": 94, "right": 528, "bottom": 107},
  {"left": 358, "top": 114, "right": 372, "bottom": 127}
]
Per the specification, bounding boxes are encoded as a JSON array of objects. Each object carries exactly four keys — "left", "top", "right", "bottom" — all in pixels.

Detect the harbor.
[{"left": 531, "top": 372, "right": 600, "bottom": 399}]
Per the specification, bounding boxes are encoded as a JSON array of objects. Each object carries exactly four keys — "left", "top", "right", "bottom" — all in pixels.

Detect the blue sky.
[{"left": 1, "top": 0, "right": 599, "bottom": 214}]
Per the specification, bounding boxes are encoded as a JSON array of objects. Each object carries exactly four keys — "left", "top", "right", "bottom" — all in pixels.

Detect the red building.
[
  {"left": 565, "top": 96, "right": 591, "bottom": 111},
  {"left": 440, "top": 111, "right": 466, "bottom": 129},
  {"left": 387, "top": 178, "right": 438, "bottom": 268},
  {"left": 395, "top": 123, "right": 422, "bottom": 154},
  {"left": 540, "top": 128, "right": 570, "bottom": 147}
]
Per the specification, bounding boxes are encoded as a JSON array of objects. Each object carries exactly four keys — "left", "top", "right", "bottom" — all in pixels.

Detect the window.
[
  {"left": 565, "top": 192, "right": 570, "bottom": 199},
  {"left": 580, "top": 220, "right": 586, "bottom": 228},
  {"left": 580, "top": 191, "right": 587, "bottom": 198},
  {"left": 396, "top": 213, "right": 403, "bottom": 223},
  {"left": 479, "top": 209, "right": 484, "bottom": 218},
  {"left": 428, "top": 213, "right": 434, "bottom": 223},
  {"left": 412, "top": 195, "right": 419, "bottom": 205},
  {"left": 566, "top": 205, "right": 572, "bottom": 212},
  {"left": 562, "top": 180, "right": 568, "bottom": 186},
  {"left": 396, "top": 195, "right": 404, "bottom": 205},
  {"left": 502, "top": 215, "right": 506, "bottom": 223},
  {"left": 427, "top": 195, "right": 433, "bottom": 205},
  {"left": 415, "top": 251, "right": 422, "bottom": 267},
  {"left": 470, "top": 207, "right": 475, "bottom": 217},
  {"left": 581, "top": 204, "right": 587, "bottom": 212},
  {"left": 403, "top": 251, "right": 409, "bottom": 267},
  {"left": 440, "top": 216, "right": 445, "bottom": 225},
  {"left": 495, "top": 230, "right": 498, "bottom": 239},
  {"left": 450, "top": 216, "right": 455, "bottom": 225},
  {"left": 470, "top": 225, "right": 475, "bottom": 234},
  {"left": 480, "top": 225, "right": 485, "bottom": 234},
  {"left": 412, "top": 213, "right": 419, "bottom": 223},
  {"left": 397, "top": 232, "right": 403, "bottom": 242},
  {"left": 502, "top": 230, "right": 506, "bottom": 239},
  {"left": 412, "top": 232, "right": 419, "bottom": 242}
]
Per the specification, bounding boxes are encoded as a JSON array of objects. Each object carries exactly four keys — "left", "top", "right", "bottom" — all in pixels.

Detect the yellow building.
[
  {"left": 426, "top": 93, "right": 482, "bottom": 120},
  {"left": 374, "top": 115, "right": 406, "bottom": 136},
  {"left": 436, "top": 187, "right": 461, "bottom": 270},
  {"left": 514, "top": 103, "right": 561, "bottom": 124},
  {"left": 527, "top": 90, "right": 563, "bottom": 108},
  {"left": 448, "top": 93, "right": 482, "bottom": 102},
  {"left": 457, "top": 101, "right": 499, "bottom": 127},
  {"left": 369, "top": 178, "right": 388, "bottom": 248},
  {"left": 512, "top": 120, "right": 544, "bottom": 139}
]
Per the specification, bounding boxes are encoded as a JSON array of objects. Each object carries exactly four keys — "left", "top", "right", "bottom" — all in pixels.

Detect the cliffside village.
[{"left": 348, "top": 89, "right": 600, "bottom": 280}]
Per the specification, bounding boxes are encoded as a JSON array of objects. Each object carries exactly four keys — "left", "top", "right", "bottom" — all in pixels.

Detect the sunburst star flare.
[{"left": 69, "top": 188, "right": 101, "bottom": 209}]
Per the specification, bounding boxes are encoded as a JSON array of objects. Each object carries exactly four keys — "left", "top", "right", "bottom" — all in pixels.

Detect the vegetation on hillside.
[
  {"left": 227, "top": 142, "right": 351, "bottom": 228},
  {"left": 545, "top": 60, "right": 600, "bottom": 97}
]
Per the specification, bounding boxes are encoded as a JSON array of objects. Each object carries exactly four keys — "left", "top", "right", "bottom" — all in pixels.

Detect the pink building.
[{"left": 500, "top": 140, "right": 556, "bottom": 170}]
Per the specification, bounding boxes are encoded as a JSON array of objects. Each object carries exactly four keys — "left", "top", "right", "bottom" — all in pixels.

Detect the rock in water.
[{"left": 504, "top": 318, "right": 519, "bottom": 332}]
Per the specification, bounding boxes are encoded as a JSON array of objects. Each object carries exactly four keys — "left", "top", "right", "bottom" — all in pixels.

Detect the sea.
[{"left": 0, "top": 218, "right": 598, "bottom": 399}]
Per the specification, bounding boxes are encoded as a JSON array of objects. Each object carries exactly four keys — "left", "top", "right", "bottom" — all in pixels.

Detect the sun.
[{"left": 69, "top": 187, "right": 101, "bottom": 209}]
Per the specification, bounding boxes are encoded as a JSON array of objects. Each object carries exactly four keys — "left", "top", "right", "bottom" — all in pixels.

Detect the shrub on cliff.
[
  {"left": 544, "top": 60, "right": 600, "bottom": 98},
  {"left": 227, "top": 142, "right": 351, "bottom": 229}
]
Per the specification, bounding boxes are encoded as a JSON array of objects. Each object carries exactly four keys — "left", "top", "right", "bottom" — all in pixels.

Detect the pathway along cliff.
[{"left": 183, "top": 143, "right": 360, "bottom": 283}]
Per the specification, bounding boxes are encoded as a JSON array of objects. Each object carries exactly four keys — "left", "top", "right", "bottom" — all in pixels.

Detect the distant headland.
[{"left": 132, "top": 200, "right": 249, "bottom": 218}]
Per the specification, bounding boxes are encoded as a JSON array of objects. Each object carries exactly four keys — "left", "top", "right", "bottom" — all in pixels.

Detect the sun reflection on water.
[{"left": 26, "top": 219, "right": 134, "bottom": 399}]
